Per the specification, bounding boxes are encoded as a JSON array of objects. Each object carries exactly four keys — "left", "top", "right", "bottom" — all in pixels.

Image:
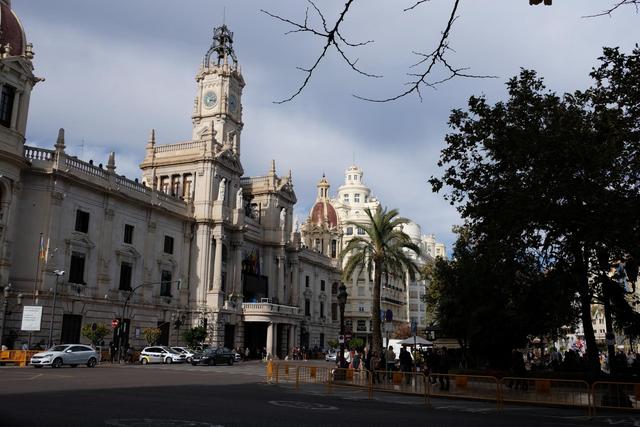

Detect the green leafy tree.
[
  {"left": 80, "top": 323, "right": 110, "bottom": 347},
  {"left": 340, "top": 207, "right": 420, "bottom": 353},
  {"left": 182, "top": 326, "right": 208, "bottom": 348},
  {"left": 348, "top": 337, "right": 364, "bottom": 350},
  {"left": 142, "top": 327, "right": 162, "bottom": 346},
  {"left": 327, "top": 339, "right": 339, "bottom": 349},
  {"left": 430, "top": 47, "right": 640, "bottom": 372},
  {"left": 425, "top": 227, "right": 578, "bottom": 368}
]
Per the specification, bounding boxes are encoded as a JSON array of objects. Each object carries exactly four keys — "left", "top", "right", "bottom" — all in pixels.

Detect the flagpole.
[{"left": 29, "top": 232, "right": 44, "bottom": 349}]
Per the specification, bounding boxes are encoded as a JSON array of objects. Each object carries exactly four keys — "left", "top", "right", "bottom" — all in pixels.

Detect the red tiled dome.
[
  {"left": 0, "top": 3, "right": 26, "bottom": 57},
  {"left": 310, "top": 200, "right": 338, "bottom": 228}
]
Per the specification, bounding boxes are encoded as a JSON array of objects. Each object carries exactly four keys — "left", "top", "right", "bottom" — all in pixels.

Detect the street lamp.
[
  {"left": 47, "top": 270, "right": 65, "bottom": 348},
  {"left": 1, "top": 284, "right": 23, "bottom": 347},
  {"left": 172, "top": 312, "right": 186, "bottom": 346},
  {"left": 337, "top": 283, "right": 348, "bottom": 369}
]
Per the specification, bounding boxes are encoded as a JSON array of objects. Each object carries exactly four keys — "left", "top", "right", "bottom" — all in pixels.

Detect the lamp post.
[
  {"left": 47, "top": 270, "right": 64, "bottom": 348},
  {"left": 337, "top": 283, "right": 348, "bottom": 369},
  {"left": 172, "top": 312, "right": 186, "bottom": 346},
  {"left": 1, "top": 284, "right": 23, "bottom": 347}
]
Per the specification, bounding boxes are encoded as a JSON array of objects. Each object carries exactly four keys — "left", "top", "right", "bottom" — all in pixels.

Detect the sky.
[{"left": 13, "top": 0, "right": 639, "bottom": 253}]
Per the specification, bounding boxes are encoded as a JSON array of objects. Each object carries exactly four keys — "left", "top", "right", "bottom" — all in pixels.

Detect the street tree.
[
  {"left": 425, "top": 227, "right": 578, "bottom": 368},
  {"left": 142, "top": 327, "right": 162, "bottom": 346},
  {"left": 182, "top": 326, "right": 208, "bottom": 348},
  {"left": 429, "top": 47, "right": 640, "bottom": 372},
  {"left": 340, "top": 207, "right": 421, "bottom": 353},
  {"left": 81, "top": 323, "right": 110, "bottom": 347}
]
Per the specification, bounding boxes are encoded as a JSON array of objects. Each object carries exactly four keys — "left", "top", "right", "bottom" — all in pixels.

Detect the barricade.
[
  {"left": 272, "top": 363, "right": 298, "bottom": 384},
  {"left": 328, "top": 368, "right": 373, "bottom": 398},
  {"left": 592, "top": 381, "right": 640, "bottom": 414},
  {"left": 0, "top": 350, "right": 39, "bottom": 367},
  {"left": 370, "top": 369, "right": 428, "bottom": 404},
  {"left": 295, "top": 365, "right": 331, "bottom": 391},
  {"left": 428, "top": 374, "right": 501, "bottom": 410},
  {"left": 501, "top": 377, "right": 591, "bottom": 415}
]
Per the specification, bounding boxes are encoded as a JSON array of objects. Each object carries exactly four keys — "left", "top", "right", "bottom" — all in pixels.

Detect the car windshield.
[
  {"left": 162, "top": 347, "right": 180, "bottom": 354},
  {"left": 49, "top": 345, "right": 69, "bottom": 352}
]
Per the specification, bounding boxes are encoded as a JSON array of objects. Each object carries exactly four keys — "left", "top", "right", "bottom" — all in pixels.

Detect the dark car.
[{"left": 191, "top": 347, "right": 235, "bottom": 366}]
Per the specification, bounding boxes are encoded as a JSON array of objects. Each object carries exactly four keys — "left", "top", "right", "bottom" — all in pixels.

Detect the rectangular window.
[
  {"left": 357, "top": 228, "right": 365, "bottom": 235},
  {"left": 331, "top": 240, "right": 337, "bottom": 258},
  {"left": 331, "top": 303, "right": 337, "bottom": 321},
  {"left": 343, "top": 194, "right": 349, "bottom": 203},
  {"left": 164, "top": 236, "right": 174, "bottom": 254},
  {"left": 354, "top": 193, "right": 360, "bottom": 203},
  {"left": 320, "top": 302, "right": 324, "bottom": 318},
  {"left": 119, "top": 262, "right": 133, "bottom": 291},
  {"left": 320, "top": 333, "right": 325, "bottom": 349},
  {"left": 346, "top": 227, "right": 353, "bottom": 236},
  {"left": 74, "top": 210, "right": 90, "bottom": 233},
  {"left": 320, "top": 280, "right": 325, "bottom": 292},
  {"left": 305, "top": 299, "right": 311, "bottom": 317},
  {"left": 161, "top": 270, "right": 172, "bottom": 297},
  {"left": 0, "top": 84, "right": 16, "bottom": 128},
  {"left": 69, "top": 252, "right": 85, "bottom": 284},
  {"left": 358, "top": 305, "right": 365, "bottom": 312},
  {"left": 124, "top": 224, "right": 134, "bottom": 244},
  {"left": 305, "top": 275, "right": 309, "bottom": 288},
  {"left": 357, "top": 320, "right": 367, "bottom": 331}
]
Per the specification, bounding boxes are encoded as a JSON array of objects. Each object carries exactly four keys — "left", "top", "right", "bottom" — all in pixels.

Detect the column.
[
  {"left": 291, "top": 260, "right": 300, "bottom": 307},
  {"left": 212, "top": 236, "right": 223, "bottom": 293},
  {"left": 288, "top": 324, "right": 297, "bottom": 350},
  {"left": 232, "top": 241, "right": 243, "bottom": 297},
  {"left": 277, "top": 255, "right": 285, "bottom": 303},
  {"left": 266, "top": 322, "right": 274, "bottom": 358}
]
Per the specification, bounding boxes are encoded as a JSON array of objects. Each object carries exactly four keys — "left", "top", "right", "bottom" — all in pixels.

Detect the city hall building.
[{"left": 0, "top": 2, "right": 444, "bottom": 355}]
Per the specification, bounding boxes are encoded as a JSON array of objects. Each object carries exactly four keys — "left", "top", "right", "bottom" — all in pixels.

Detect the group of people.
[{"left": 333, "top": 345, "right": 451, "bottom": 389}]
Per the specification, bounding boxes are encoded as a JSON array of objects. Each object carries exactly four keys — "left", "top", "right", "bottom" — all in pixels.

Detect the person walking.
[
  {"left": 438, "top": 347, "right": 450, "bottom": 391},
  {"left": 385, "top": 346, "right": 396, "bottom": 380},
  {"left": 399, "top": 347, "right": 413, "bottom": 385},
  {"left": 371, "top": 351, "right": 382, "bottom": 384},
  {"left": 109, "top": 341, "right": 117, "bottom": 363}
]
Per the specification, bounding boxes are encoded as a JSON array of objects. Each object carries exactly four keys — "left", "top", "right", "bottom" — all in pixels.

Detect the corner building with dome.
[{"left": 0, "top": 2, "right": 444, "bottom": 355}]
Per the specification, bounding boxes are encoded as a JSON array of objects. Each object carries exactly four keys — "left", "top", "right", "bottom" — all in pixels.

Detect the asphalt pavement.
[{"left": 0, "top": 361, "right": 638, "bottom": 426}]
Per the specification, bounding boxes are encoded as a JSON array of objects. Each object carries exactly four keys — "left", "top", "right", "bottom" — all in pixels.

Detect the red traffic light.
[{"left": 111, "top": 319, "right": 119, "bottom": 328}]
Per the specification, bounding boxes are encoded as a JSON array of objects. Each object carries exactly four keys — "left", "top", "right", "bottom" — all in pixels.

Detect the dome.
[
  {"left": 310, "top": 200, "right": 338, "bottom": 228},
  {"left": 403, "top": 221, "right": 422, "bottom": 243},
  {"left": 0, "top": 2, "right": 26, "bottom": 56}
]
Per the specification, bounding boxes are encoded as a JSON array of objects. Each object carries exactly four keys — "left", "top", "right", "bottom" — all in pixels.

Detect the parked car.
[
  {"left": 232, "top": 349, "right": 242, "bottom": 362},
  {"left": 191, "top": 347, "right": 235, "bottom": 366},
  {"left": 325, "top": 348, "right": 338, "bottom": 362},
  {"left": 139, "top": 346, "right": 187, "bottom": 364},
  {"left": 30, "top": 344, "right": 98, "bottom": 368},
  {"left": 171, "top": 346, "right": 196, "bottom": 363}
]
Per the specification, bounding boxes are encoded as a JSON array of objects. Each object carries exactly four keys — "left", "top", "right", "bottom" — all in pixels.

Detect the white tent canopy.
[{"left": 398, "top": 336, "right": 433, "bottom": 346}]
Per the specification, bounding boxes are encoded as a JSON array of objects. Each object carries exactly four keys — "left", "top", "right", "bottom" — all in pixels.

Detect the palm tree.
[{"left": 340, "top": 207, "right": 421, "bottom": 353}]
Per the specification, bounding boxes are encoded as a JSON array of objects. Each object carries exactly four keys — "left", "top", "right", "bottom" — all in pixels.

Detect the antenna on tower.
[{"left": 223, "top": 6, "right": 226, "bottom": 25}]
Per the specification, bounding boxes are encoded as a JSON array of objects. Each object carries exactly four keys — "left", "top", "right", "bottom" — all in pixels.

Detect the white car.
[
  {"left": 139, "top": 346, "right": 187, "bottom": 364},
  {"left": 30, "top": 344, "right": 98, "bottom": 368},
  {"left": 171, "top": 346, "right": 195, "bottom": 363},
  {"left": 325, "top": 349, "right": 338, "bottom": 362}
]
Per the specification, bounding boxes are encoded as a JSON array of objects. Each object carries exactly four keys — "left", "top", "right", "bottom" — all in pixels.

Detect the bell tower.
[{"left": 192, "top": 25, "right": 245, "bottom": 154}]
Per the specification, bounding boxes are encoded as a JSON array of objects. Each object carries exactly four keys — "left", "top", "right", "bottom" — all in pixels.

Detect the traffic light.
[{"left": 111, "top": 318, "right": 119, "bottom": 329}]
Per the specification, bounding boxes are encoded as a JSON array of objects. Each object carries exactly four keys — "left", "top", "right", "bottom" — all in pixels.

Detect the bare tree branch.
[
  {"left": 261, "top": 0, "right": 380, "bottom": 104},
  {"left": 355, "top": 0, "right": 496, "bottom": 103},
  {"left": 582, "top": 0, "right": 640, "bottom": 18},
  {"left": 404, "top": 0, "right": 430, "bottom": 13}
]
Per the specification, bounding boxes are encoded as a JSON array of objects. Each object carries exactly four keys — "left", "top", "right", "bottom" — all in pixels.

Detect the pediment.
[
  {"left": 116, "top": 245, "right": 141, "bottom": 259},
  {"left": 65, "top": 233, "right": 96, "bottom": 249}
]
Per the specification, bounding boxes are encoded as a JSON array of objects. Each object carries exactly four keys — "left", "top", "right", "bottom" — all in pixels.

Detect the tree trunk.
[
  {"left": 371, "top": 261, "right": 382, "bottom": 354},
  {"left": 574, "top": 244, "right": 601, "bottom": 374}
]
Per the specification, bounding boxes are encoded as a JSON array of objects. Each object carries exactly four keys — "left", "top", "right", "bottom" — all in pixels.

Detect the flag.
[{"left": 38, "top": 233, "right": 45, "bottom": 260}]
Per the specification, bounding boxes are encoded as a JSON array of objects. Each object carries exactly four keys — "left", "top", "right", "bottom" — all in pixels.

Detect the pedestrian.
[
  {"left": 353, "top": 350, "right": 361, "bottom": 371},
  {"left": 371, "top": 351, "right": 381, "bottom": 384},
  {"left": 364, "top": 348, "right": 371, "bottom": 379},
  {"left": 399, "top": 347, "right": 413, "bottom": 385},
  {"left": 109, "top": 341, "right": 117, "bottom": 363},
  {"left": 244, "top": 347, "right": 250, "bottom": 361},
  {"left": 385, "top": 346, "right": 396, "bottom": 380},
  {"left": 438, "top": 347, "right": 450, "bottom": 391}
]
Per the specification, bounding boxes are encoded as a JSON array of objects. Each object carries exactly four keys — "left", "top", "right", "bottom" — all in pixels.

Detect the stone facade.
[{"left": 0, "top": 9, "right": 338, "bottom": 356}]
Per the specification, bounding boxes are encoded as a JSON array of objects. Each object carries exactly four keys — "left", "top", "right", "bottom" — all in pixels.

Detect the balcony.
[{"left": 242, "top": 302, "right": 300, "bottom": 317}]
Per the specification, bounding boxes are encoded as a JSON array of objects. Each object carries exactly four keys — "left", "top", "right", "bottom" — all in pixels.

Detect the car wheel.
[
  {"left": 141, "top": 358, "right": 149, "bottom": 365},
  {"left": 165, "top": 357, "right": 172, "bottom": 364},
  {"left": 191, "top": 361, "right": 198, "bottom": 366},
  {"left": 187, "top": 357, "right": 193, "bottom": 363},
  {"left": 87, "top": 357, "right": 97, "bottom": 368},
  {"left": 52, "top": 358, "right": 63, "bottom": 369}
]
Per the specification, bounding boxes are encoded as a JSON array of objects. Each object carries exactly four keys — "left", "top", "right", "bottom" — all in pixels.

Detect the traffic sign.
[
  {"left": 345, "top": 333, "right": 352, "bottom": 341},
  {"left": 111, "top": 319, "right": 119, "bottom": 328},
  {"left": 338, "top": 335, "right": 345, "bottom": 344}
]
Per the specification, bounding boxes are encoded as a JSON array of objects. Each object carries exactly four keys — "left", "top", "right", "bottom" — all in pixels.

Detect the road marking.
[
  {"left": 105, "top": 418, "right": 223, "bottom": 427},
  {"left": 268, "top": 401, "right": 338, "bottom": 410}
]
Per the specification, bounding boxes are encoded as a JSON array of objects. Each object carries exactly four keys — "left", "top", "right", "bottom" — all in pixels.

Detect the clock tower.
[{"left": 192, "top": 25, "right": 245, "bottom": 154}]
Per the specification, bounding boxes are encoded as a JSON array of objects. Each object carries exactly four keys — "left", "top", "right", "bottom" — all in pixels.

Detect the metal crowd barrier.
[
  {"left": 266, "top": 363, "right": 639, "bottom": 415},
  {"left": 500, "top": 377, "right": 591, "bottom": 415},
  {"left": 428, "top": 374, "right": 501, "bottom": 410},
  {"left": 592, "top": 381, "right": 640, "bottom": 415}
]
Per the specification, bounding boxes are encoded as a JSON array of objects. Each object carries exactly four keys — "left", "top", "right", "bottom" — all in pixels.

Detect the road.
[{"left": 0, "top": 361, "right": 638, "bottom": 426}]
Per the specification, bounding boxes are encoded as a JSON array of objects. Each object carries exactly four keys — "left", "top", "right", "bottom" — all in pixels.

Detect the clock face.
[
  {"left": 203, "top": 91, "right": 217, "bottom": 108},
  {"left": 229, "top": 94, "right": 237, "bottom": 113}
]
